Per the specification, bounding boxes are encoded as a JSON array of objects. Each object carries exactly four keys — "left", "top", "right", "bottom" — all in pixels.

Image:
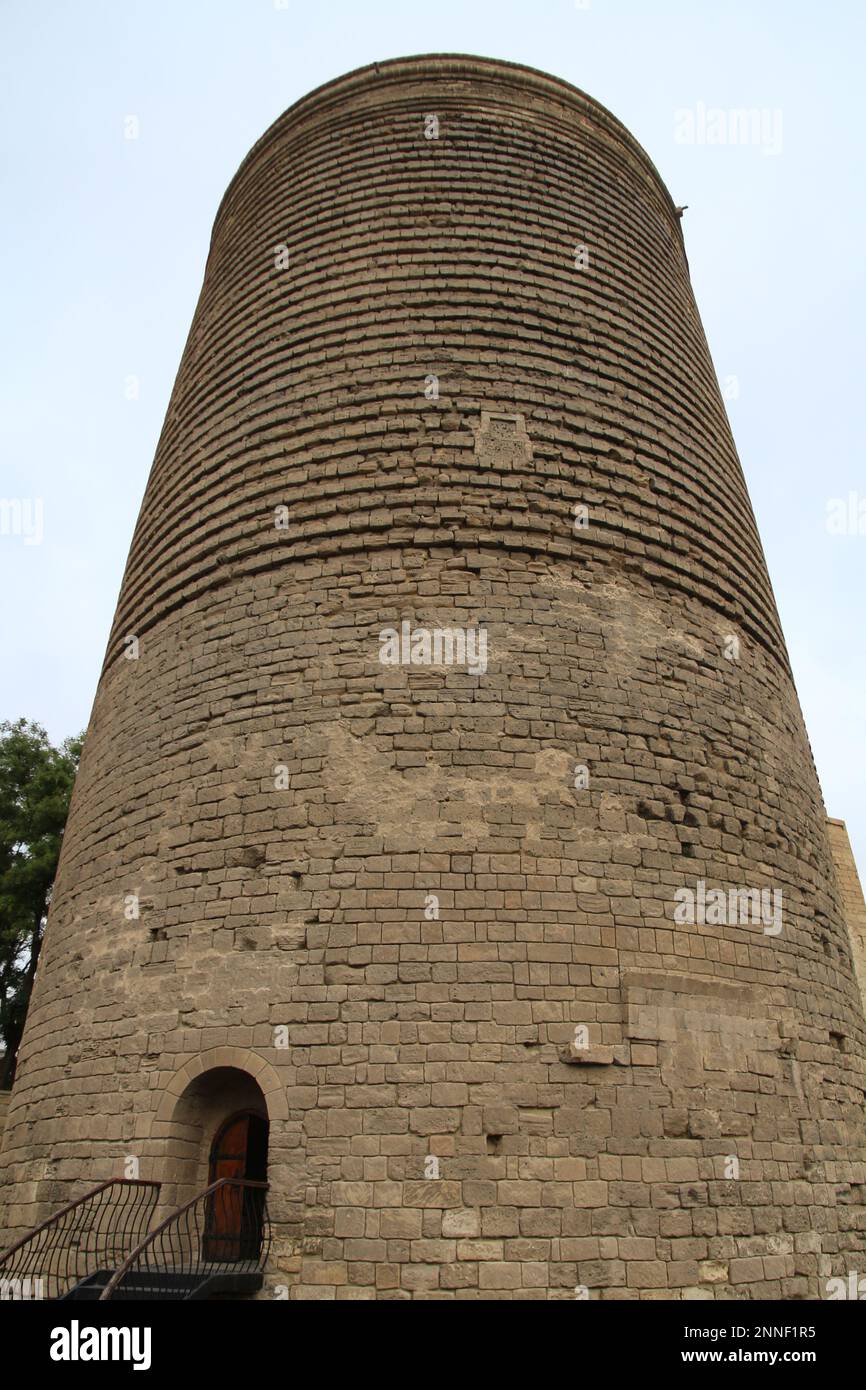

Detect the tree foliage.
[{"left": 0, "top": 719, "right": 82, "bottom": 1088}]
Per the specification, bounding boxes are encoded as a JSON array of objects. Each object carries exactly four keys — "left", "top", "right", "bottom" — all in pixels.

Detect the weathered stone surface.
[
  {"left": 828, "top": 819, "right": 866, "bottom": 1015},
  {"left": 0, "top": 55, "right": 865, "bottom": 1301}
]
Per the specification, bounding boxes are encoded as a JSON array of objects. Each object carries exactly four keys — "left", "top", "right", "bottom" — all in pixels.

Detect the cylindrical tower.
[{"left": 2, "top": 55, "right": 864, "bottom": 1300}]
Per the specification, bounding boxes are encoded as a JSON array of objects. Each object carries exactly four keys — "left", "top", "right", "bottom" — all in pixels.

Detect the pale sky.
[{"left": 1, "top": 0, "right": 863, "bottom": 873}]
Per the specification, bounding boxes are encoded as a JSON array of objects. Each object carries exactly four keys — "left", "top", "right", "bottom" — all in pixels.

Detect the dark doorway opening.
[{"left": 204, "top": 1111, "right": 269, "bottom": 1262}]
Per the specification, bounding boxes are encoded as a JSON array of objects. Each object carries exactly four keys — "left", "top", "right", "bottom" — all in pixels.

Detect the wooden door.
[{"left": 204, "top": 1112, "right": 268, "bottom": 1262}]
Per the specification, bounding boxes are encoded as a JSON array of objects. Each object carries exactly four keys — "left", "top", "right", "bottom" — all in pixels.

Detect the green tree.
[{"left": 0, "top": 719, "right": 82, "bottom": 1088}]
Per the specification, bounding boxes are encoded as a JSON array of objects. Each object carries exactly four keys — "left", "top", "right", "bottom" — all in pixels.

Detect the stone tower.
[{"left": 2, "top": 55, "right": 864, "bottom": 1300}]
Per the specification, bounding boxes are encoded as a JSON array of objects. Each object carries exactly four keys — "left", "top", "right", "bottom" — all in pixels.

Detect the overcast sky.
[{"left": 1, "top": 0, "right": 863, "bottom": 874}]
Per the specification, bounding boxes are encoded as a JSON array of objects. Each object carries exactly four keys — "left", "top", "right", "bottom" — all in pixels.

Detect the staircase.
[
  {"left": 0, "top": 1177, "right": 270, "bottom": 1301},
  {"left": 63, "top": 1269, "right": 264, "bottom": 1300}
]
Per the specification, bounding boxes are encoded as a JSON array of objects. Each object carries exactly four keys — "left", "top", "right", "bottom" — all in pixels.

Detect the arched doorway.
[{"left": 204, "top": 1110, "right": 269, "bottom": 1263}]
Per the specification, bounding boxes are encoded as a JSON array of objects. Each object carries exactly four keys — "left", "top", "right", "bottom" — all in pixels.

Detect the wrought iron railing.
[
  {"left": 99, "top": 1178, "right": 270, "bottom": 1300},
  {"left": 0, "top": 1178, "right": 161, "bottom": 1300}
]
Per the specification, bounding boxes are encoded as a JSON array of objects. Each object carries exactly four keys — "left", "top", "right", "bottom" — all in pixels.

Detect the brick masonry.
[{"left": 1, "top": 56, "right": 865, "bottom": 1299}]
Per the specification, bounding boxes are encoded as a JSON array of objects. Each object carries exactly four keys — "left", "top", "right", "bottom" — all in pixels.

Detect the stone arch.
[
  {"left": 153, "top": 1047, "right": 289, "bottom": 1128},
  {"left": 148, "top": 1049, "right": 288, "bottom": 1212}
]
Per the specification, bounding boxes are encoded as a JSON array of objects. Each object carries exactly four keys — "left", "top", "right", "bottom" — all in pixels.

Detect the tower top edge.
[{"left": 212, "top": 53, "right": 679, "bottom": 232}]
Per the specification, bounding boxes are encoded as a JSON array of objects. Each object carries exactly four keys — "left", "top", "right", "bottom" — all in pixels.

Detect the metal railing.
[
  {"left": 0, "top": 1178, "right": 161, "bottom": 1301},
  {"left": 99, "top": 1178, "right": 270, "bottom": 1300}
]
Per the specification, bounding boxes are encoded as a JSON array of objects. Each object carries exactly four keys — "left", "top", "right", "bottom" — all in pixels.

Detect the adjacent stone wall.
[
  {"left": 1, "top": 56, "right": 865, "bottom": 1299},
  {"left": 827, "top": 819, "right": 866, "bottom": 1019}
]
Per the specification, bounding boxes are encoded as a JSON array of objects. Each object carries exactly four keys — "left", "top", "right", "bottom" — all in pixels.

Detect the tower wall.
[
  {"left": 2, "top": 56, "right": 865, "bottom": 1299},
  {"left": 828, "top": 819, "right": 866, "bottom": 1019}
]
